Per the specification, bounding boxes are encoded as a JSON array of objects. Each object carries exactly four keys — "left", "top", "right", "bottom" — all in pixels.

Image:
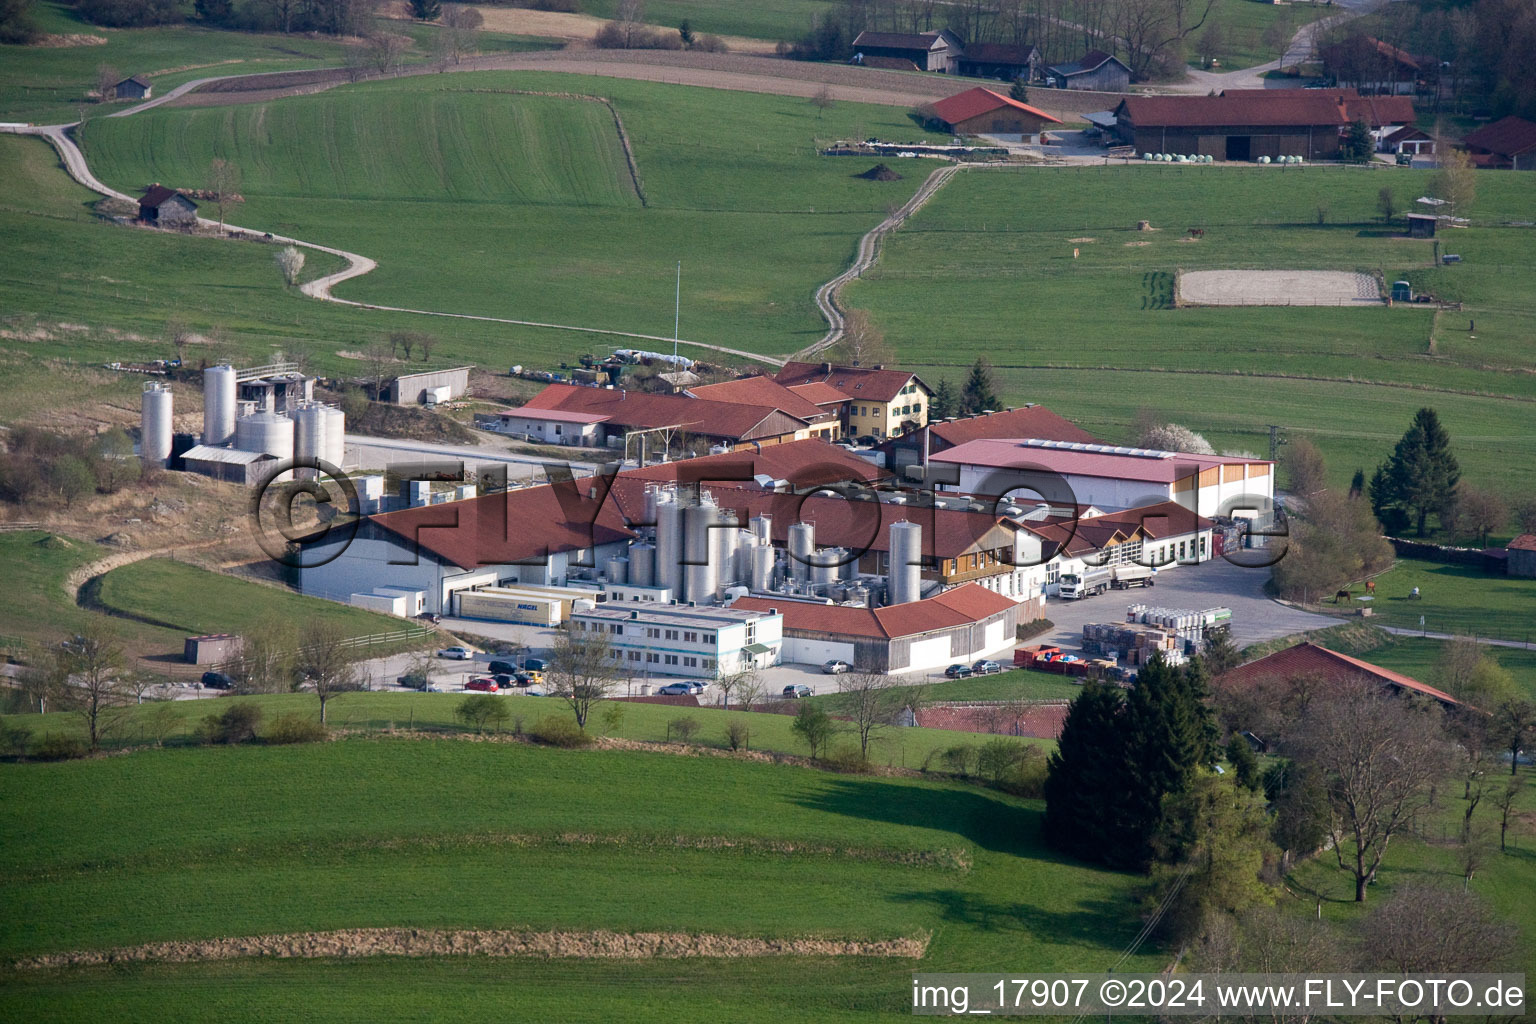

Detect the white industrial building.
[
  {"left": 489, "top": 407, "right": 607, "bottom": 446},
  {"left": 569, "top": 603, "right": 783, "bottom": 679},
  {"left": 929, "top": 438, "right": 1273, "bottom": 519}
]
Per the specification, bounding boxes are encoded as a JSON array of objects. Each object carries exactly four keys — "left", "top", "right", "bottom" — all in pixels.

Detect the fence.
[{"left": 204, "top": 625, "right": 436, "bottom": 676}]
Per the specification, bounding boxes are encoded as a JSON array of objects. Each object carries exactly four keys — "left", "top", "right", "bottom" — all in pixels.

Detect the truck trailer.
[{"left": 1110, "top": 565, "right": 1157, "bottom": 590}]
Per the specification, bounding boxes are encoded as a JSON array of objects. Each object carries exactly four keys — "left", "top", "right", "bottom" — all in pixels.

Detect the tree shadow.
[{"left": 889, "top": 886, "right": 1135, "bottom": 944}]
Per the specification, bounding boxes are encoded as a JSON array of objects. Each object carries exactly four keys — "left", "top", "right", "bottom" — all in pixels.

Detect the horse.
[
  {"left": 1187, "top": 228, "right": 1205, "bottom": 238},
  {"left": 1334, "top": 589, "right": 1353, "bottom": 604},
  {"left": 1364, "top": 580, "right": 1376, "bottom": 595}
]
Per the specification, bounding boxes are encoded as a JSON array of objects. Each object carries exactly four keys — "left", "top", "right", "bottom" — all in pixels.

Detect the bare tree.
[
  {"left": 438, "top": 5, "right": 483, "bottom": 64},
  {"left": 295, "top": 621, "right": 364, "bottom": 724},
  {"left": 826, "top": 308, "right": 895, "bottom": 369},
  {"left": 734, "top": 671, "right": 767, "bottom": 712},
  {"left": 1493, "top": 697, "right": 1535, "bottom": 775},
  {"left": 1362, "top": 883, "right": 1518, "bottom": 973},
  {"left": 1280, "top": 436, "right": 1328, "bottom": 499},
  {"left": 49, "top": 624, "right": 131, "bottom": 751},
  {"left": 716, "top": 667, "right": 759, "bottom": 710},
  {"left": 1494, "top": 774, "right": 1524, "bottom": 851},
  {"left": 1432, "top": 146, "right": 1477, "bottom": 218},
  {"left": 167, "top": 316, "right": 195, "bottom": 364},
  {"left": 1452, "top": 712, "right": 1496, "bottom": 842},
  {"left": 391, "top": 330, "right": 418, "bottom": 361},
  {"left": 1292, "top": 685, "right": 1451, "bottom": 901},
  {"left": 94, "top": 63, "right": 121, "bottom": 103},
  {"left": 808, "top": 86, "right": 835, "bottom": 118},
  {"left": 275, "top": 245, "right": 305, "bottom": 286},
  {"left": 366, "top": 30, "right": 411, "bottom": 75},
  {"left": 234, "top": 619, "right": 294, "bottom": 694},
  {"left": 548, "top": 628, "right": 618, "bottom": 729},
  {"left": 418, "top": 333, "right": 437, "bottom": 362},
  {"left": 343, "top": 41, "right": 371, "bottom": 83},
  {"left": 1449, "top": 485, "right": 1507, "bottom": 547},
  {"left": 363, "top": 336, "right": 395, "bottom": 398},
  {"left": 837, "top": 671, "right": 909, "bottom": 761},
  {"left": 207, "top": 157, "right": 242, "bottom": 233}
]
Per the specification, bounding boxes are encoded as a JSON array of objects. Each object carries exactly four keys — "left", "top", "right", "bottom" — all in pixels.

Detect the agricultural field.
[
  {"left": 579, "top": 0, "right": 832, "bottom": 42},
  {"left": 0, "top": 736, "right": 1162, "bottom": 1022},
  {"left": 1318, "top": 556, "right": 1536, "bottom": 645},
  {"left": 809, "top": 667, "right": 1082, "bottom": 711}
]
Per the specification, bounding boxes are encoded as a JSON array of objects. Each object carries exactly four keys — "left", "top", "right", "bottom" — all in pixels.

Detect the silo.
[
  {"left": 235, "top": 411, "right": 295, "bottom": 460},
  {"left": 683, "top": 499, "right": 719, "bottom": 604},
  {"left": 887, "top": 520, "right": 922, "bottom": 605},
  {"left": 655, "top": 496, "right": 684, "bottom": 595},
  {"left": 606, "top": 557, "right": 629, "bottom": 585},
  {"left": 140, "top": 381, "right": 172, "bottom": 468},
  {"left": 202, "top": 364, "right": 237, "bottom": 447},
  {"left": 643, "top": 484, "right": 662, "bottom": 529},
  {"left": 812, "top": 548, "right": 840, "bottom": 587},
  {"left": 749, "top": 515, "right": 772, "bottom": 545},
  {"left": 629, "top": 543, "right": 656, "bottom": 588},
  {"left": 788, "top": 522, "right": 815, "bottom": 582},
  {"left": 749, "top": 543, "right": 775, "bottom": 592},
  {"left": 291, "top": 402, "right": 327, "bottom": 480},
  {"left": 322, "top": 405, "right": 346, "bottom": 471},
  {"left": 713, "top": 511, "right": 739, "bottom": 592}
]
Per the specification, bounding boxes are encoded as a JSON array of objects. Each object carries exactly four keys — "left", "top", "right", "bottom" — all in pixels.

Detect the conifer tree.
[
  {"left": 1044, "top": 683, "right": 1128, "bottom": 861},
  {"left": 960, "top": 357, "right": 999, "bottom": 416},
  {"left": 929, "top": 379, "right": 958, "bottom": 421},
  {"left": 1371, "top": 408, "right": 1459, "bottom": 536}
]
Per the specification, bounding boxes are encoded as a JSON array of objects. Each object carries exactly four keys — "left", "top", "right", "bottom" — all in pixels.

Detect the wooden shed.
[
  {"left": 1046, "top": 51, "right": 1131, "bottom": 91},
  {"left": 113, "top": 75, "right": 152, "bottom": 101},
  {"left": 138, "top": 185, "right": 198, "bottom": 229}
]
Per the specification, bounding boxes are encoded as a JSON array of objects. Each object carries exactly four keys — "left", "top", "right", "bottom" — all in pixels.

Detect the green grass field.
[
  {"left": 1315, "top": 557, "right": 1536, "bottom": 645},
  {"left": 1198, "top": 0, "right": 1330, "bottom": 70},
  {"left": 0, "top": 736, "right": 1163, "bottom": 1021},
  {"left": 808, "top": 667, "right": 1081, "bottom": 713}
]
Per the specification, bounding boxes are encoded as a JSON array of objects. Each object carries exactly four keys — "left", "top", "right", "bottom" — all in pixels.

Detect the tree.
[
  {"left": 1494, "top": 774, "right": 1523, "bottom": 851},
  {"left": 342, "top": 41, "right": 371, "bottom": 83},
  {"left": 1370, "top": 407, "right": 1460, "bottom": 536},
  {"left": 294, "top": 621, "right": 363, "bottom": 724},
  {"left": 0, "top": 0, "right": 40, "bottom": 44},
  {"left": 207, "top": 157, "right": 241, "bottom": 233},
  {"left": 456, "top": 693, "right": 510, "bottom": 733},
  {"left": 407, "top": 0, "right": 439, "bottom": 19},
  {"left": 677, "top": 18, "right": 692, "bottom": 46},
  {"left": 600, "top": 700, "right": 625, "bottom": 736},
  {"left": 1195, "top": 19, "right": 1224, "bottom": 68},
  {"left": 929, "top": 379, "right": 957, "bottom": 421},
  {"left": 791, "top": 701, "right": 834, "bottom": 758},
  {"left": 826, "top": 308, "right": 893, "bottom": 368},
  {"left": 1492, "top": 697, "right": 1534, "bottom": 776},
  {"left": 95, "top": 63, "right": 122, "bottom": 103},
  {"left": 1293, "top": 685, "right": 1450, "bottom": 900},
  {"left": 1200, "top": 625, "right": 1242, "bottom": 677},
  {"left": 49, "top": 456, "right": 96, "bottom": 508},
  {"left": 195, "top": 0, "right": 231, "bottom": 23},
  {"left": 1224, "top": 734, "right": 1261, "bottom": 791},
  {"left": 733, "top": 671, "right": 767, "bottom": 712},
  {"left": 234, "top": 619, "right": 293, "bottom": 693},
  {"left": 960, "top": 357, "right": 999, "bottom": 416},
  {"left": 363, "top": 336, "right": 394, "bottom": 398},
  {"left": 1148, "top": 771, "right": 1276, "bottom": 943},
  {"left": 419, "top": 333, "right": 437, "bottom": 362},
  {"left": 808, "top": 86, "right": 835, "bottom": 118},
  {"left": 1119, "top": 655, "right": 1220, "bottom": 865},
  {"left": 548, "top": 629, "right": 617, "bottom": 729},
  {"left": 167, "top": 316, "right": 195, "bottom": 364},
  {"left": 437, "top": 5, "right": 483, "bottom": 64},
  {"left": 1260, "top": 9, "right": 1292, "bottom": 61},
  {"left": 1342, "top": 118, "right": 1374, "bottom": 163},
  {"left": 1349, "top": 467, "right": 1366, "bottom": 498},
  {"left": 1044, "top": 682, "right": 1130, "bottom": 862},
  {"left": 1448, "top": 484, "right": 1506, "bottom": 547},
  {"left": 716, "top": 667, "right": 759, "bottom": 711},
  {"left": 1377, "top": 186, "right": 1398, "bottom": 225},
  {"left": 837, "top": 671, "right": 905, "bottom": 761},
  {"left": 50, "top": 624, "right": 130, "bottom": 751},
  {"left": 1138, "top": 422, "right": 1215, "bottom": 454},
  {"left": 1263, "top": 758, "right": 1330, "bottom": 869},
  {"left": 1434, "top": 637, "right": 1515, "bottom": 707},
  {"left": 1280, "top": 436, "right": 1327, "bottom": 498},
  {"left": 366, "top": 31, "right": 411, "bottom": 76},
  {"left": 94, "top": 427, "right": 140, "bottom": 492},
  {"left": 275, "top": 245, "right": 305, "bottom": 286},
  {"left": 1362, "top": 884, "right": 1517, "bottom": 974},
  {"left": 1008, "top": 79, "right": 1030, "bottom": 103},
  {"left": 1431, "top": 145, "right": 1476, "bottom": 217}
]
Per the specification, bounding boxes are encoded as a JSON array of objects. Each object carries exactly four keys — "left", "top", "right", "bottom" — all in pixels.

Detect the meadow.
[{"left": 1320, "top": 556, "right": 1536, "bottom": 645}]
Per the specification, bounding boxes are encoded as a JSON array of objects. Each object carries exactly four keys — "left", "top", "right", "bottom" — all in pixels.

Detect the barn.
[
  {"left": 1046, "top": 51, "right": 1131, "bottom": 91},
  {"left": 1461, "top": 116, "right": 1536, "bottom": 170},
  {"left": 930, "top": 86, "right": 1062, "bottom": 137},
  {"left": 137, "top": 185, "right": 199, "bottom": 229},
  {"left": 954, "top": 43, "right": 1041, "bottom": 82},
  {"left": 850, "top": 30, "right": 963, "bottom": 72},
  {"left": 1112, "top": 92, "right": 1350, "bottom": 160},
  {"left": 112, "top": 75, "right": 152, "bottom": 101}
]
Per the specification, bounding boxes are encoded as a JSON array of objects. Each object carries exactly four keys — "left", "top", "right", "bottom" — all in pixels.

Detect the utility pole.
[
  {"left": 673, "top": 260, "right": 681, "bottom": 362},
  {"left": 1267, "top": 424, "right": 1287, "bottom": 463}
]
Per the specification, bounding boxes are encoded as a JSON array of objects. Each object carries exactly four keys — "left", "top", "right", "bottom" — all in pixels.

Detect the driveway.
[{"left": 1039, "top": 557, "right": 1336, "bottom": 650}]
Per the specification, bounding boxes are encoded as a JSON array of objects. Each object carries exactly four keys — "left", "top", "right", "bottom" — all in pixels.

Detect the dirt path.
[
  {"left": 15, "top": 927, "right": 930, "bottom": 968},
  {"left": 64, "top": 540, "right": 227, "bottom": 605}
]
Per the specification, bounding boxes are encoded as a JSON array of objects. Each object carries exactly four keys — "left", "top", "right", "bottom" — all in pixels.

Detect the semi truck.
[
  {"left": 1058, "top": 567, "right": 1113, "bottom": 599},
  {"left": 1110, "top": 565, "right": 1157, "bottom": 590}
]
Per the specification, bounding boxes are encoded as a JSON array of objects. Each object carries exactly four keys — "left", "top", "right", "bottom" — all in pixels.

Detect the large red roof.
[
  {"left": 786, "top": 381, "right": 850, "bottom": 408},
  {"left": 1219, "top": 642, "right": 1459, "bottom": 706},
  {"left": 1462, "top": 116, "right": 1536, "bottom": 157},
  {"left": 931, "top": 437, "right": 1270, "bottom": 483},
  {"left": 775, "top": 361, "right": 925, "bottom": 404},
  {"left": 524, "top": 383, "right": 805, "bottom": 441},
  {"left": 1224, "top": 88, "right": 1414, "bottom": 128},
  {"left": 688, "top": 376, "right": 832, "bottom": 422},
  {"left": 1117, "top": 92, "right": 1350, "bottom": 128},
  {"left": 617, "top": 438, "right": 886, "bottom": 489},
  {"left": 734, "top": 583, "right": 1015, "bottom": 640},
  {"left": 931, "top": 86, "right": 1062, "bottom": 127},
  {"left": 926, "top": 406, "right": 1099, "bottom": 449}
]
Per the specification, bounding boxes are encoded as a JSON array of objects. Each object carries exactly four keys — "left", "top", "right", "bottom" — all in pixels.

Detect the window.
[
  {"left": 684, "top": 631, "right": 698, "bottom": 642},
  {"left": 664, "top": 629, "right": 679, "bottom": 640},
  {"left": 647, "top": 652, "right": 659, "bottom": 664},
  {"left": 610, "top": 649, "right": 622, "bottom": 660},
  {"left": 553, "top": 425, "right": 562, "bottom": 436},
  {"left": 1199, "top": 536, "right": 1207, "bottom": 556},
  {"left": 684, "top": 656, "right": 697, "bottom": 667},
  {"left": 703, "top": 659, "right": 714, "bottom": 670},
  {"left": 647, "top": 627, "right": 660, "bottom": 639},
  {"left": 1179, "top": 541, "right": 1187, "bottom": 559},
  {"left": 664, "top": 655, "right": 679, "bottom": 666},
  {"left": 609, "top": 623, "right": 622, "bottom": 634},
  {"left": 628, "top": 651, "right": 641, "bottom": 662}
]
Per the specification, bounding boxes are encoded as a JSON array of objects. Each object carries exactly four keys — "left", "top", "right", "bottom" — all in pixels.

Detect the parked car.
[
  {"left": 492, "top": 673, "right": 518, "bottom": 688},
  {"left": 200, "top": 671, "right": 235, "bottom": 690},
  {"left": 464, "top": 678, "right": 499, "bottom": 692},
  {"left": 656, "top": 682, "right": 694, "bottom": 696},
  {"left": 519, "top": 669, "right": 544, "bottom": 686},
  {"left": 523, "top": 687, "right": 547, "bottom": 697},
  {"left": 487, "top": 659, "right": 518, "bottom": 676},
  {"left": 782, "top": 684, "right": 813, "bottom": 699},
  {"left": 522, "top": 657, "right": 549, "bottom": 672},
  {"left": 822, "top": 660, "right": 852, "bottom": 675},
  {"left": 396, "top": 671, "right": 431, "bottom": 690},
  {"left": 971, "top": 660, "right": 1002, "bottom": 675},
  {"left": 945, "top": 664, "right": 974, "bottom": 678},
  {"left": 437, "top": 646, "right": 473, "bottom": 660}
]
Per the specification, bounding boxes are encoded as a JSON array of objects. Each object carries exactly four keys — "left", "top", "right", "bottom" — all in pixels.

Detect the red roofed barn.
[
  {"left": 1461, "top": 116, "right": 1536, "bottom": 170},
  {"left": 930, "top": 86, "right": 1063, "bottom": 136},
  {"left": 1218, "top": 642, "right": 1460, "bottom": 707}
]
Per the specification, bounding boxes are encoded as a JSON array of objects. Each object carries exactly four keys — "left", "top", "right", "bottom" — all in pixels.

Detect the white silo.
[
  {"left": 812, "top": 547, "right": 841, "bottom": 587},
  {"left": 749, "top": 543, "right": 775, "bottom": 592},
  {"left": 140, "top": 381, "right": 173, "bottom": 468},
  {"left": 887, "top": 521, "right": 922, "bottom": 605},
  {"left": 235, "top": 411, "right": 295, "bottom": 459},
  {"left": 655, "top": 493, "right": 684, "bottom": 595},
  {"left": 683, "top": 498, "right": 719, "bottom": 605},
  {"left": 749, "top": 514, "right": 772, "bottom": 545},
  {"left": 788, "top": 522, "right": 814, "bottom": 582},
  {"left": 629, "top": 543, "right": 656, "bottom": 588},
  {"left": 322, "top": 404, "right": 345, "bottom": 471},
  {"left": 291, "top": 402, "right": 327, "bottom": 480},
  {"left": 202, "top": 364, "right": 237, "bottom": 447},
  {"left": 713, "top": 511, "right": 739, "bottom": 592}
]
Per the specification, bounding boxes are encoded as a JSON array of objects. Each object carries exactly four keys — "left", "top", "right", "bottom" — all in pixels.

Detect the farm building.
[
  {"left": 1382, "top": 124, "right": 1434, "bottom": 158},
  {"left": 1405, "top": 213, "right": 1437, "bottom": 238},
  {"left": 1112, "top": 91, "right": 1352, "bottom": 160},
  {"left": 178, "top": 444, "right": 278, "bottom": 485},
  {"left": 1218, "top": 642, "right": 1460, "bottom": 708},
  {"left": 686, "top": 376, "right": 841, "bottom": 438},
  {"left": 1046, "top": 51, "right": 1131, "bottom": 91},
  {"left": 1461, "top": 116, "right": 1536, "bottom": 170},
  {"left": 733, "top": 584, "right": 1017, "bottom": 674},
  {"left": 929, "top": 86, "right": 1063, "bottom": 137},
  {"left": 850, "top": 29, "right": 962, "bottom": 72},
  {"left": 112, "top": 75, "right": 152, "bottom": 100},
  {"left": 1319, "top": 36, "right": 1422, "bottom": 96},
  {"left": 1021, "top": 500, "right": 1216, "bottom": 584},
  {"left": 137, "top": 185, "right": 198, "bottom": 229},
  {"left": 773, "top": 361, "right": 931, "bottom": 440},
  {"left": 570, "top": 603, "right": 784, "bottom": 680},
  {"left": 492, "top": 407, "right": 607, "bottom": 446},
  {"left": 184, "top": 633, "right": 241, "bottom": 665},
  {"left": 954, "top": 43, "right": 1042, "bottom": 82},
  {"left": 385, "top": 366, "right": 472, "bottom": 405},
  {"left": 929, "top": 437, "right": 1274, "bottom": 519},
  {"left": 880, "top": 404, "right": 1099, "bottom": 476},
  {"left": 1508, "top": 534, "right": 1536, "bottom": 578},
  {"left": 520, "top": 382, "right": 820, "bottom": 450}
]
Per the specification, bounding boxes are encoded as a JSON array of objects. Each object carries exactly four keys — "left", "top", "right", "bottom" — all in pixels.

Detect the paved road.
[
  {"left": 1038, "top": 557, "right": 1337, "bottom": 650},
  {"left": 1163, "top": 0, "right": 1379, "bottom": 94}
]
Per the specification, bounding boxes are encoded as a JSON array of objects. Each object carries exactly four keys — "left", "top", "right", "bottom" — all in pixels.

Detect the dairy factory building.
[{"left": 570, "top": 603, "right": 783, "bottom": 679}]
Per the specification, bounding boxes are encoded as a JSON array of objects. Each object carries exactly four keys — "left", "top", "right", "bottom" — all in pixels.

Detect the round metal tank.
[
  {"left": 140, "top": 382, "right": 173, "bottom": 468},
  {"left": 840, "top": 551, "right": 859, "bottom": 581},
  {"left": 812, "top": 547, "right": 840, "bottom": 587},
  {"left": 606, "top": 557, "right": 628, "bottom": 585},
  {"left": 644, "top": 485, "right": 662, "bottom": 529},
  {"left": 655, "top": 498, "right": 684, "bottom": 595},
  {"left": 322, "top": 405, "right": 345, "bottom": 471},
  {"left": 788, "top": 522, "right": 814, "bottom": 582},
  {"left": 845, "top": 584, "right": 869, "bottom": 607},
  {"left": 749, "top": 515, "right": 772, "bottom": 545},
  {"left": 235, "top": 411, "right": 295, "bottom": 459},
  {"left": 749, "top": 543, "right": 774, "bottom": 592},
  {"left": 683, "top": 500, "right": 719, "bottom": 604},
  {"left": 202, "top": 364, "right": 237, "bottom": 447},
  {"left": 629, "top": 543, "right": 656, "bottom": 588},
  {"left": 291, "top": 403, "right": 327, "bottom": 479},
  {"left": 887, "top": 520, "right": 922, "bottom": 605},
  {"left": 713, "top": 512, "right": 739, "bottom": 592}
]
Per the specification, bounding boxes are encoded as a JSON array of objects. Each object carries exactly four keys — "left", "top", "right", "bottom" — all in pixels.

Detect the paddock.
[{"left": 1177, "top": 270, "right": 1381, "bottom": 307}]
